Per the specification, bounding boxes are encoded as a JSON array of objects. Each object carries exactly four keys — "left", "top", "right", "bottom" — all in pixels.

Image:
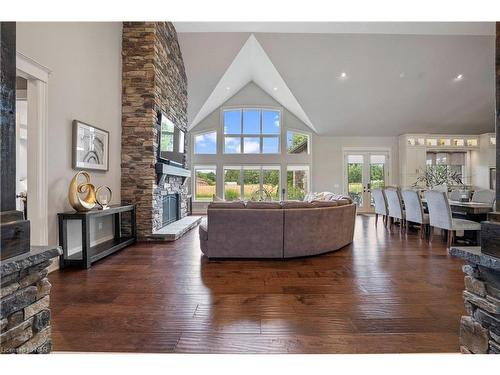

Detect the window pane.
[
  {"left": 224, "top": 168, "right": 241, "bottom": 201},
  {"left": 347, "top": 157, "right": 363, "bottom": 207},
  {"left": 263, "top": 168, "right": 280, "bottom": 200},
  {"left": 195, "top": 168, "right": 216, "bottom": 201},
  {"left": 243, "top": 110, "right": 260, "bottom": 134},
  {"left": 287, "top": 131, "right": 309, "bottom": 154},
  {"left": 243, "top": 169, "right": 261, "bottom": 200},
  {"left": 287, "top": 167, "right": 309, "bottom": 200},
  {"left": 224, "top": 137, "right": 241, "bottom": 154},
  {"left": 243, "top": 137, "right": 260, "bottom": 154},
  {"left": 263, "top": 137, "right": 279, "bottom": 154},
  {"left": 194, "top": 132, "right": 216, "bottom": 154},
  {"left": 262, "top": 110, "right": 280, "bottom": 134},
  {"left": 224, "top": 110, "right": 241, "bottom": 134}
]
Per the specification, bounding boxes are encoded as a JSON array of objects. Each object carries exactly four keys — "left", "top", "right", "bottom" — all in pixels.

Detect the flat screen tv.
[{"left": 157, "top": 111, "right": 186, "bottom": 168}]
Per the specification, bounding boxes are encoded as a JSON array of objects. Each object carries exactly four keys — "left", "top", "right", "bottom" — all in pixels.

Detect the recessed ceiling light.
[
  {"left": 273, "top": 87, "right": 278, "bottom": 91},
  {"left": 340, "top": 72, "right": 348, "bottom": 79},
  {"left": 226, "top": 86, "right": 231, "bottom": 90},
  {"left": 454, "top": 74, "right": 463, "bottom": 81}
]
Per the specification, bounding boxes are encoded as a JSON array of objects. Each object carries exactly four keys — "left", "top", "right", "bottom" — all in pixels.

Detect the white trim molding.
[{"left": 17, "top": 53, "right": 50, "bottom": 246}]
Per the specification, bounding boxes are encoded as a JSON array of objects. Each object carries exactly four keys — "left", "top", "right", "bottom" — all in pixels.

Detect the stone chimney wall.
[{"left": 121, "top": 22, "right": 188, "bottom": 239}]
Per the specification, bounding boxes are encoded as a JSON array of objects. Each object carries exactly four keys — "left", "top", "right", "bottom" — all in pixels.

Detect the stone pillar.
[
  {"left": 0, "top": 246, "right": 61, "bottom": 353},
  {"left": 496, "top": 22, "right": 500, "bottom": 212},
  {"left": 459, "top": 263, "right": 500, "bottom": 353},
  {"left": 0, "top": 22, "right": 31, "bottom": 261},
  {"left": 121, "top": 22, "right": 188, "bottom": 240}
]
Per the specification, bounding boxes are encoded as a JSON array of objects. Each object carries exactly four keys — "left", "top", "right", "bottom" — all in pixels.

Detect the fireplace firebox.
[{"left": 162, "top": 193, "right": 180, "bottom": 227}]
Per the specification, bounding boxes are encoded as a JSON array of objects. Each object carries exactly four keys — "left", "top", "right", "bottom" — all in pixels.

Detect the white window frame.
[
  {"left": 193, "top": 165, "right": 217, "bottom": 202},
  {"left": 223, "top": 165, "right": 281, "bottom": 201},
  {"left": 193, "top": 130, "right": 217, "bottom": 155},
  {"left": 286, "top": 165, "right": 311, "bottom": 200},
  {"left": 222, "top": 107, "right": 282, "bottom": 155},
  {"left": 286, "top": 129, "right": 312, "bottom": 155}
]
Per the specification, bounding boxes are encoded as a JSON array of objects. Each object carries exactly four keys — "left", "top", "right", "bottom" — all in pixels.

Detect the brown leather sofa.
[{"left": 199, "top": 199, "right": 356, "bottom": 259}]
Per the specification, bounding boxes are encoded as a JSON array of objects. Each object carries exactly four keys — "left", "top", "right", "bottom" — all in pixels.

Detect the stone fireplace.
[{"left": 121, "top": 22, "right": 189, "bottom": 240}]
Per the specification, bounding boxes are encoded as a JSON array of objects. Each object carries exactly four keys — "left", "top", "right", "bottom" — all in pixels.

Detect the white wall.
[
  {"left": 470, "top": 133, "right": 496, "bottom": 189},
  {"left": 313, "top": 136, "right": 400, "bottom": 194},
  {"left": 16, "top": 23, "right": 123, "bottom": 258}
]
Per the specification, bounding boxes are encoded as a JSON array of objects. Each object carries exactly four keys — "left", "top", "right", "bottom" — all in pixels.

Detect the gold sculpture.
[
  {"left": 68, "top": 171, "right": 113, "bottom": 212},
  {"left": 68, "top": 171, "right": 97, "bottom": 212},
  {"left": 95, "top": 185, "right": 112, "bottom": 210}
]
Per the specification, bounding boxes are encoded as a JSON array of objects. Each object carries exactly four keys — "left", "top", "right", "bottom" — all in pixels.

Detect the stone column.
[
  {"left": 0, "top": 246, "right": 61, "bottom": 353},
  {"left": 0, "top": 22, "right": 31, "bottom": 260}
]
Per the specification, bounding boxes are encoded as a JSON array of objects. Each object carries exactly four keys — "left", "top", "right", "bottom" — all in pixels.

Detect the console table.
[{"left": 58, "top": 204, "right": 136, "bottom": 269}]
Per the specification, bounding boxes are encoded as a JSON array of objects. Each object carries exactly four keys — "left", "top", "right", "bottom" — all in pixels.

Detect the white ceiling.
[
  {"left": 189, "top": 35, "right": 315, "bottom": 131},
  {"left": 178, "top": 25, "right": 495, "bottom": 136},
  {"left": 175, "top": 22, "right": 495, "bottom": 36}
]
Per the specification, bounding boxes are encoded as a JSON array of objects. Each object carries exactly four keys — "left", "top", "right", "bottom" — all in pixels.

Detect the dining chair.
[
  {"left": 372, "top": 188, "right": 388, "bottom": 227},
  {"left": 384, "top": 188, "right": 405, "bottom": 232},
  {"left": 401, "top": 189, "right": 429, "bottom": 239},
  {"left": 471, "top": 189, "right": 496, "bottom": 205},
  {"left": 424, "top": 190, "right": 481, "bottom": 248},
  {"left": 449, "top": 189, "right": 470, "bottom": 201},
  {"left": 433, "top": 184, "right": 448, "bottom": 193}
]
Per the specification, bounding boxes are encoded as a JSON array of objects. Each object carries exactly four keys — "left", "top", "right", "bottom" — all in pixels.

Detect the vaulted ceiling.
[{"left": 177, "top": 23, "right": 495, "bottom": 136}]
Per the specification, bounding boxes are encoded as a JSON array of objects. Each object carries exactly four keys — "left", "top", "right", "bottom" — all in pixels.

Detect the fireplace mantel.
[{"left": 155, "top": 163, "right": 191, "bottom": 185}]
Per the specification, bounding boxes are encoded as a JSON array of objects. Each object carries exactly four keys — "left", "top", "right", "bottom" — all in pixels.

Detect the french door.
[{"left": 344, "top": 151, "right": 390, "bottom": 213}]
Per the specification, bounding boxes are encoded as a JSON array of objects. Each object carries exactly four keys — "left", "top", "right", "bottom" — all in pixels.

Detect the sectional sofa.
[{"left": 198, "top": 199, "right": 356, "bottom": 259}]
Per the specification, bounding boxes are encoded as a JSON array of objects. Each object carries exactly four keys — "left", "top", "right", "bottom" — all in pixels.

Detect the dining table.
[
  {"left": 420, "top": 199, "right": 493, "bottom": 244},
  {"left": 421, "top": 198, "right": 493, "bottom": 222}
]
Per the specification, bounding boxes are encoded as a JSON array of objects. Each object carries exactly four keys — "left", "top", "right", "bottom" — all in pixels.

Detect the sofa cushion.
[
  {"left": 303, "top": 192, "right": 316, "bottom": 202},
  {"left": 208, "top": 201, "right": 246, "bottom": 209},
  {"left": 281, "top": 200, "right": 315, "bottom": 209},
  {"left": 199, "top": 220, "right": 208, "bottom": 241},
  {"left": 246, "top": 201, "right": 282, "bottom": 209},
  {"left": 311, "top": 200, "right": 338, "bottom": 207}
]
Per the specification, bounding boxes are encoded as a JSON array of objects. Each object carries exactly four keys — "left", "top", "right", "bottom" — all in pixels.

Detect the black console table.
[{"left": 58, "top": 204, "right": 136, "bottom": 269}]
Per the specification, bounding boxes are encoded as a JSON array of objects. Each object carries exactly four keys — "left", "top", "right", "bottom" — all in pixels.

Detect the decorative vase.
[{"left": 68, "top": 171, "right": 96, "bottom": 212}]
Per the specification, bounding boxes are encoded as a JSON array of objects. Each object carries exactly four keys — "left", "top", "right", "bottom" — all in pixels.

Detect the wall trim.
[{"left": 17, "top": 54, "right": 50, "bottom": 246}]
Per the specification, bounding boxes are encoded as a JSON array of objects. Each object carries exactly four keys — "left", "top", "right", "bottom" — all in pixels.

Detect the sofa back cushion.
[
  {"left": 208, "top": 201, "right": 246, "bottom": 209},
  {"left": 281, "top": 201, "right": 315, "bottom": 209},
  {"left": 245, "top": 201, "right": 282, "bottom": 209},
  {"left": 311, "top": 200, "right": 338, "bottom": 207}
]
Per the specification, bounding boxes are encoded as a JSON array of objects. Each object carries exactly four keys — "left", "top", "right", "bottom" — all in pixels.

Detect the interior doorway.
[
  {"left": 16, "top": 53, "right": 50, "bottom": 246},
  {"left": 344, "top": 150, "right": 390, "bottom": 213}
]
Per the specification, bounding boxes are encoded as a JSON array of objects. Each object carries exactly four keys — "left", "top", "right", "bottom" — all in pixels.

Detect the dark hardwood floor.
[{"left": 49, "top": 215, "right": 466, "bottom": 353}]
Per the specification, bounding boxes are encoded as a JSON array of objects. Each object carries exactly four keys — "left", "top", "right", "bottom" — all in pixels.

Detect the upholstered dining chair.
[
  {"left": 424, "top": 190, "right": 481, "bottom": 248},
  {"left": 372, "top": 188, "right": 388, "bottom": 227},
  {"left": 401, "top": 189, "right": 429, "bottom": 239},
  {"left": 449, "top": 189, "right": 470, "bottom": 202},
  {"left": 471, "top": 189, "right": 496, "bottom": 205},
  {"left": 384, "top": 188, "right": 405, "bottom": 232}
]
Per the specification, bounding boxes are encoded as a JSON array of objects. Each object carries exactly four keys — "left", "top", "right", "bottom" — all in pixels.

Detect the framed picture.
[{"left": 72, "top": 120, "right": 109, "bottom": 171}]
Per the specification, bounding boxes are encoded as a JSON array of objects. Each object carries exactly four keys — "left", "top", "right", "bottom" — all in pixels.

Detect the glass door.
[{"left": 345, "top": 151, "right": 389, "bottom": 213}]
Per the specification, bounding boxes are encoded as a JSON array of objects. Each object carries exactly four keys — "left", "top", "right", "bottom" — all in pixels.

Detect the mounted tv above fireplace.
[{"left": 157, "top": 111, "right": 186, "bottom": 168}]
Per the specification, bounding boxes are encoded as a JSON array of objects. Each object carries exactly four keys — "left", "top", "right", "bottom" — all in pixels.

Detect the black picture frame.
[{"left": 72, "top": 120, "right": 110, "bottom": 172}]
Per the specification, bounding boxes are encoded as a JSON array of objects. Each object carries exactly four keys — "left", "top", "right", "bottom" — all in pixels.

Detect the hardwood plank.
[{"left": 48, "top": 215, "right": 465, "bottom": 353}]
